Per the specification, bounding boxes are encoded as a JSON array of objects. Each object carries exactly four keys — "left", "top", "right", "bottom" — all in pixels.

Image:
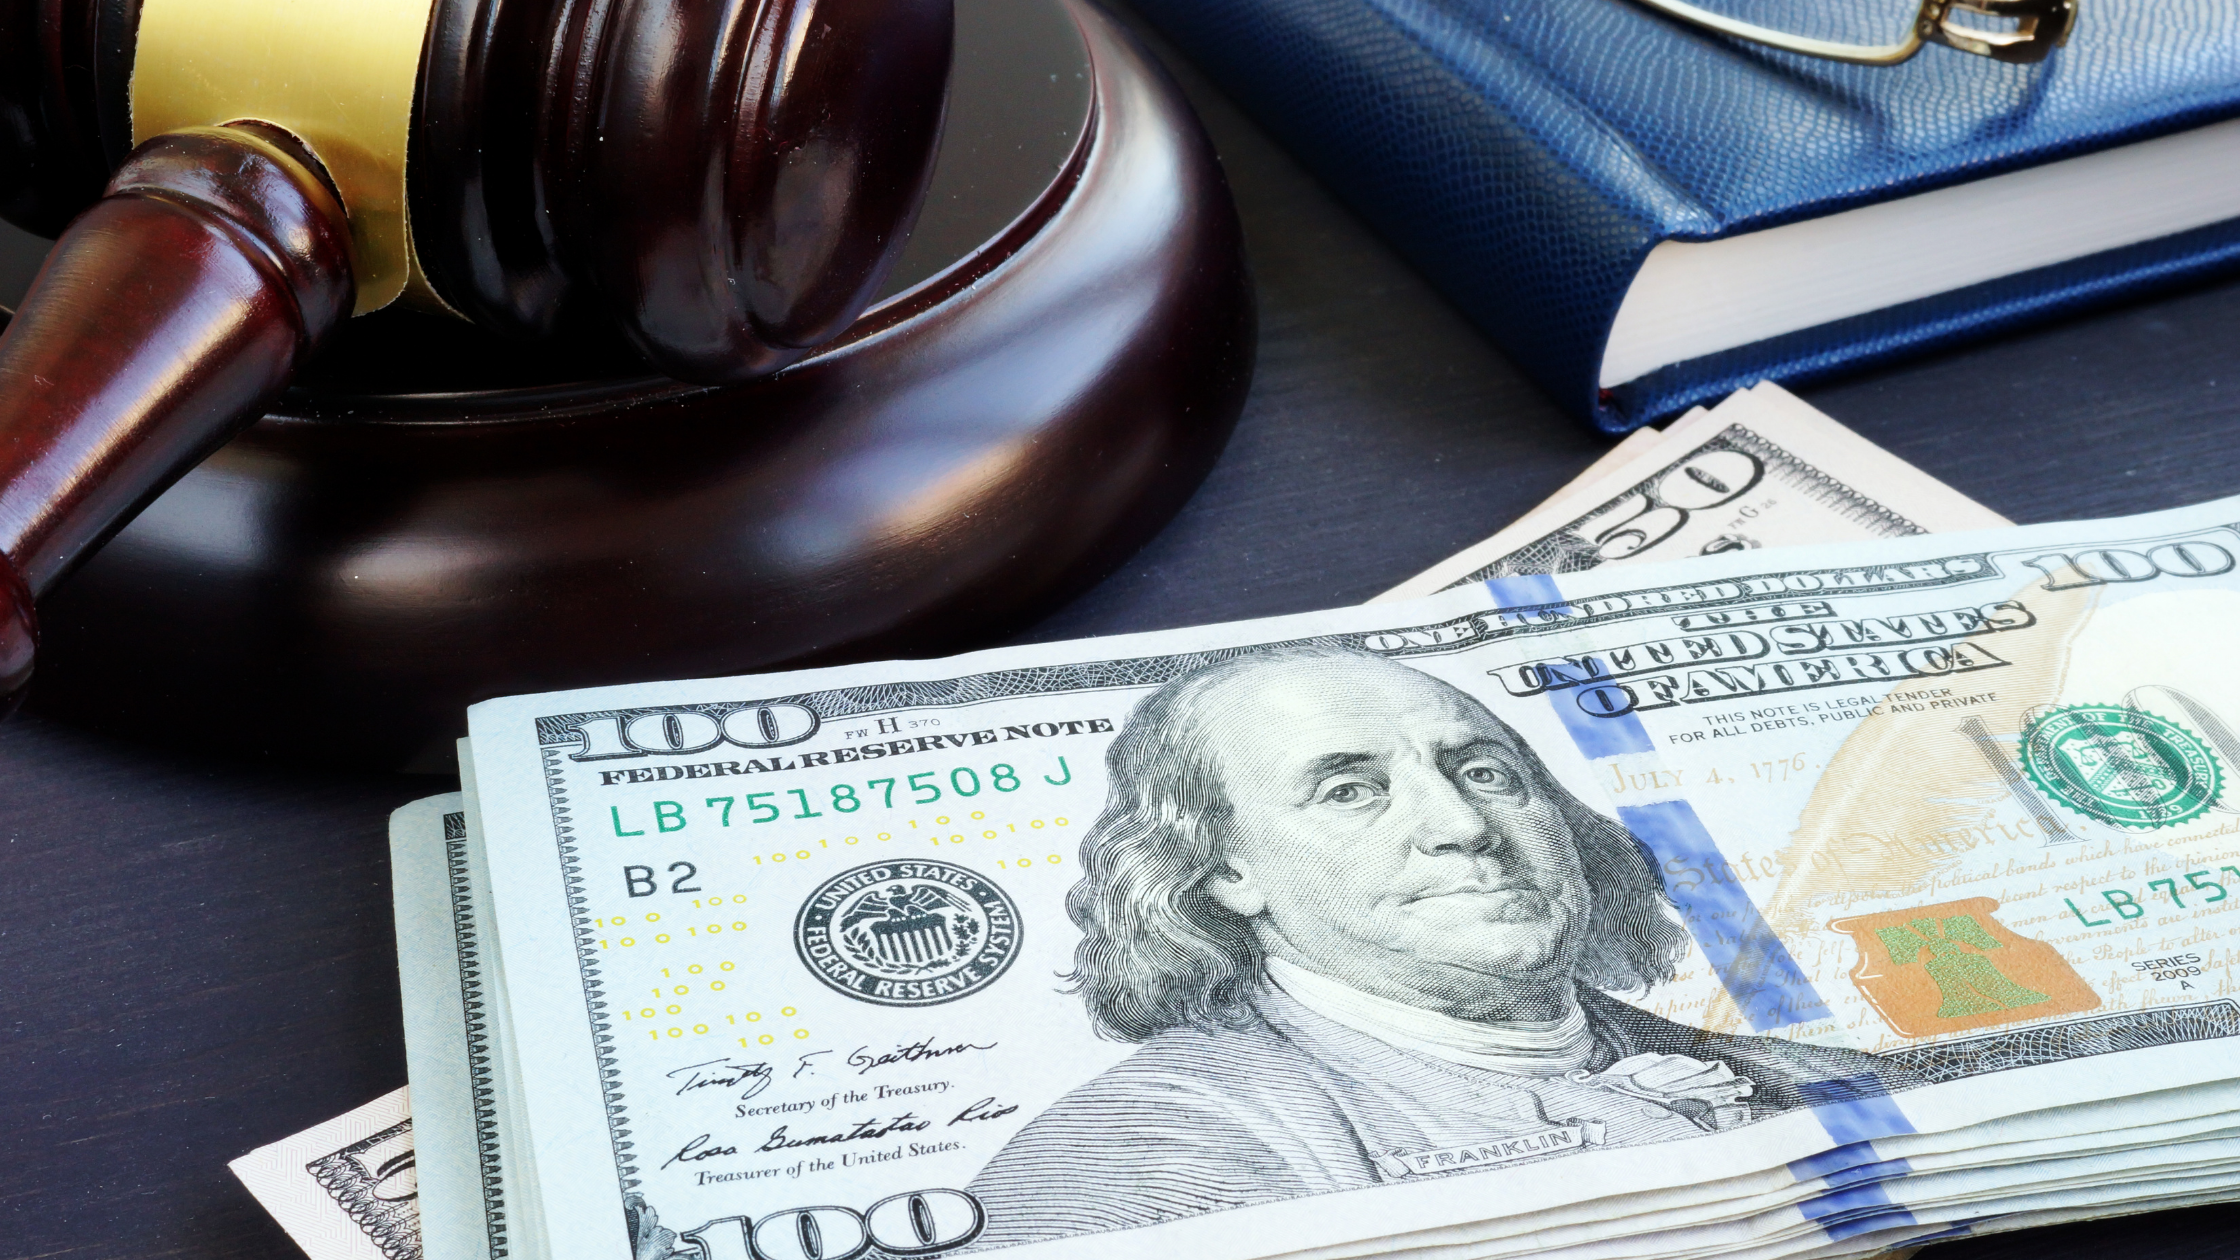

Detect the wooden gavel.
[{"left": 0, "top": 0, "right": 953, "bottom": 707}]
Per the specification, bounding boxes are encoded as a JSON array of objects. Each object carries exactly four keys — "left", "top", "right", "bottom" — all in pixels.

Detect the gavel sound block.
[{"left": 0, "top": 0, "right": 1252, "bottom": 766}]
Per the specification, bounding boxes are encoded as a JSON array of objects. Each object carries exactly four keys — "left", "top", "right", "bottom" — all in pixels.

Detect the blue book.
[{"left": 1126, "top": 0, "right": 2240, "bottom": 431}]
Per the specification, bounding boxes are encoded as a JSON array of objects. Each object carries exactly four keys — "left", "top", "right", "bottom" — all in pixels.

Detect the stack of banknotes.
[{"left": 235, "top": 385, "right": 2240, "bottom": 1260}]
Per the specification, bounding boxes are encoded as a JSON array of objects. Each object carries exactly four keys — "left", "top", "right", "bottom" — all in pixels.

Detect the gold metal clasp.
[
  {"left": 1625, "top": 0, "right": 2077, "bottom": 66},
  {"left": 1921, "top": 0, "right": 2078, "bottom": 63}
]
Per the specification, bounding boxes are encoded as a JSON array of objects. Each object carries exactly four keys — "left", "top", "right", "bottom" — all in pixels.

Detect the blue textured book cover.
[{"left": 1126, "top": 0, "right": 2240, "bottom": 431}]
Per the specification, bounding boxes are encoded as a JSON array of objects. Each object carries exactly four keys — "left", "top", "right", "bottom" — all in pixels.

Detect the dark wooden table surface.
[{"left": 3, "top": 8, "right": 2237, "bottom": 1259}]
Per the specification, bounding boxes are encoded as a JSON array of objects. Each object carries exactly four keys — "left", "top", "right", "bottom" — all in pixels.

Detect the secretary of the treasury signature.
[
  {"left": 968, "top": 646, "right": 1922, "bottom": 1248},
  {"left": 664, "top": 1057, "right": 774, "bottom": 1100},
  {"left": 848, "top": 1035, "right": 997, "bottom": 1075}
]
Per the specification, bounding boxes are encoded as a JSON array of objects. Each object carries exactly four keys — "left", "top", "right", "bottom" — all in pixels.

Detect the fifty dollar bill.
[{"left": 1376, "top": 383, "right": 2008, "bottom": 601}]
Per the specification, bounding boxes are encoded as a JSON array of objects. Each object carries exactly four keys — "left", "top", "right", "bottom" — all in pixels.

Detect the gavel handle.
[{"left": 0, "top": 123, "right": 356, "bottom": 709}]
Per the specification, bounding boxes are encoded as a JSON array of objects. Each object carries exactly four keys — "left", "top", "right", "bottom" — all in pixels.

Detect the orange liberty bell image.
[{"left": 1829, "top": 897, "right": 2100, "bottom": 1038}]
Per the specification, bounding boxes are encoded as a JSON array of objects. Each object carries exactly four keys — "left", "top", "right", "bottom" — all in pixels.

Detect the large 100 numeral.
[
  {"left": 682, "top": 1189, "right": 985, "bottom": 1260},
  {"left": 568, "top": 703, "right": 824, "bottom": 760},
  {"left": 2023, "top": 541, "right": 2235, "bottom": 591}
]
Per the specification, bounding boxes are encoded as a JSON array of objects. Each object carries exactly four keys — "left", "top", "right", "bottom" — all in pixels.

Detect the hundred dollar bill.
[
  {"left": 1375, "top": 384, "right": 2008, "bottom": 602},
  {"left": 231, "top": 1087, "right": 420, "bottom": 1260},
  {"left": 444, "top": 494, "right": 2240, "bottom": 1260}
]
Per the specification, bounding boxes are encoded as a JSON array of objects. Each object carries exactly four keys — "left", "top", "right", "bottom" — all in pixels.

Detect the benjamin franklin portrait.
[{"left": 967, "top": 647, "right": 1919, "bottom": 1247}]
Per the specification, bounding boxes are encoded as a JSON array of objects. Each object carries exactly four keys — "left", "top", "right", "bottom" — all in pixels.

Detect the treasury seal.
[
  {"left": 2021, "top": 704, "right": 2224, "bottom": 830},
  {"left": 795, "top": 860, "right": 1021, "bottom": 1006}
]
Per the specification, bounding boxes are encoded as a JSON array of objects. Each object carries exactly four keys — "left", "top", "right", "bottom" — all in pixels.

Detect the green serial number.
[
  {"left": 609, "top": 757, "right": 1075, "bottom": 836},
  {"left": 2068, "top": 865, "right": 2239, "bottom": 927}
]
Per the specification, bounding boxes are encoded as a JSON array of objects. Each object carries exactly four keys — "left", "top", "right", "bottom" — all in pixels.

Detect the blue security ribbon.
[
  {"left": 1485, "top": 576, "right": 1657, "bottom": 758},
  {"left": 1788, "top": 1080, "right": 1920, "bottom": 1238},
  {"left": 1615, "top": 801, "right": 1832, "bottom": 1031},
  {"left": 1798, "top": 1180, "right": 1918, "bottom": 1242}
]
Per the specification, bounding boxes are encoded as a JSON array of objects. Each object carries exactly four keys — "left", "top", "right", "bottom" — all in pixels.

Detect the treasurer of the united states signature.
[{"left": 660, "top": 1097, "right": 1020, "bottom": 1169}]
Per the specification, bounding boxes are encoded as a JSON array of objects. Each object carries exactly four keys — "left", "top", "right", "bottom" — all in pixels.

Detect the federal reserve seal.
[
  {"left": 795, "top": 861, "right": 1021, "bottom": 1006},
  {"left": 2022, "top": 704, "right": 2224, "bottom": 830}
]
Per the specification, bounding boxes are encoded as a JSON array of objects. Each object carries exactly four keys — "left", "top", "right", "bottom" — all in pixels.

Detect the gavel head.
[
  {"left": 0, "top": 0, "right": 954, "bottom": 707},
  {"left": 0, "top": 0, "right": 954, "bottom": 384}
]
